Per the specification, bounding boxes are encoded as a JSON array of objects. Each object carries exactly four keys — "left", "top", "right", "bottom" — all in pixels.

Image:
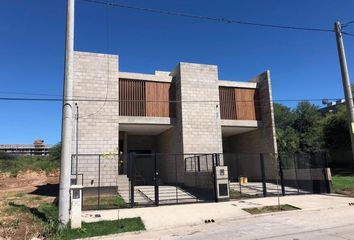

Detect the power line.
[
  {"left": 343, "top": 31, "right": 354, "bottom": 37},
  {"left": 80, "top": 0, "right": 334, "bottom": 33},
  {"left": 0, "top": 91, "right": 61, "bottom": 97},
  {"left": 342, "top": 20, "right": 354, "bottom": 28},
  {"left": 0, "top": 96, "right": 345, "bottom": 103}
]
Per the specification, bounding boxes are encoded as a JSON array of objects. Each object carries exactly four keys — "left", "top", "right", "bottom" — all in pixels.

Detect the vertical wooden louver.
[
  {"left": 119, "top": 79, "right": 146, "bottom": 116},
  {"left": 219, "top": 87, "right": 236, "bottom": 119},
  {"left": 119, "top": 79, "right": 176, "bottom": 117},
  {"left": 219, "top": 87, "right": 261, "bottom": 121}
]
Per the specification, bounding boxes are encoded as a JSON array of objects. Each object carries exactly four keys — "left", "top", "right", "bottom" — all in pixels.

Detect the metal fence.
[
  {"left": 223, "top": 153, "right": 331, "bottom": 199},
  {"left": 71, "top": 152, "right": 332, "bottom": 210},
  {"left": 223, "top": 153, "right": 280, "bottom": 198},
  {"left": 71, "top": 154, "right": 121, "bottom": 210},
  {"left": 279, "top": 153, "right": 331, "bottom": 195}
]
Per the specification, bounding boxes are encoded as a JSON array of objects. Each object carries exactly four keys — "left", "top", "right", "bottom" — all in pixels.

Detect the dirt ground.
[{"left": 0, "top": 170, "right": 59, "bottom": 240}]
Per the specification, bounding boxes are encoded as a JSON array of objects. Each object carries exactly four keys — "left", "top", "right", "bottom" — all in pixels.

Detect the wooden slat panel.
[
  {"left": 119, "top": 79, "right": 175, "bottom": 118},
  {"left": 119, "top": 79, "right": 146, "bottom": 116},
  {"left": 219, "top": 87, "right": 236, "bottom": 120},
  {"left": 235, "top": 88, "right": 258, "bottom": 120},
  {"left": 145, "top": 81, "right": 155, "bottom": 117}
]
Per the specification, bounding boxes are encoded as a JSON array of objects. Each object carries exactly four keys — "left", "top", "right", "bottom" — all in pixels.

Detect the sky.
[{"left": 0, "top": 0, "right": 354, "bottom": 144}]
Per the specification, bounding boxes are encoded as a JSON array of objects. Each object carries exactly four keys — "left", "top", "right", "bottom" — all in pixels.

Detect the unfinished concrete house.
[{"left": 70, "top": 51, "right": 278, "bottom": 209}]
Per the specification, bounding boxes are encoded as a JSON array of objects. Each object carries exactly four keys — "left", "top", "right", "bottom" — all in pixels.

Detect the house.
[{"left": 71, "top": 51, "right": 277, "bottom": 207}]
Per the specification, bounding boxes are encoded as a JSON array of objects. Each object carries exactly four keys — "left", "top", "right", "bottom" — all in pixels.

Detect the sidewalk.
[{"left": 82, "top": 194, "right": 353, "bottom": 231}]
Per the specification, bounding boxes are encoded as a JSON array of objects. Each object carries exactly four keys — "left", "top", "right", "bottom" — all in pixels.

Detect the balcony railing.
[
  {"left": 219, "top": 87, "right": 261, "bottom": 120},
  {"left": 119, "top": 79, "right": 176, "bottom": 118}
]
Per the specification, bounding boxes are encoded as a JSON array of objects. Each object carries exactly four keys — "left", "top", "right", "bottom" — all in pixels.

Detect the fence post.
[
  {"left": 194, "top": 155, "right": 198, "bottom": 202},
  {"left": 175, "top": 154, "right": 178, "bottom": 204},
  {"left": 197, "top": 156, "right": 201, "bottom": 172},
  {"left": 212, "top": 156, "right": 218, "bottom": 202},
  {"left": 260, "top": 153, "right": 267, "bottom": 197},
  {"left": 154, "top": 153, "right": 159, "bottom": 206},
  {"left": 278, "top": 156, "right": 286, "bottom": 196},
  {"left": 98, "top": 155, "right": 101, "bottom": 210},
  {"left": 129, "top": 153, "right": 135, "bottom": 208},
  {"left": 293, "top": 155, "right": 300, "bottom": 193}
]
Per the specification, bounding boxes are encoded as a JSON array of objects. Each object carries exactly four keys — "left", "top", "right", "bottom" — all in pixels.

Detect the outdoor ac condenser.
[{"left": 214, "top": 166, "right": 230, "bottom": 201}]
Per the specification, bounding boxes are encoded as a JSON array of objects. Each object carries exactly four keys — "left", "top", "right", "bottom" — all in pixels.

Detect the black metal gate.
[{"left": 128, "top": 153, "right": 218, "bottom": 207}]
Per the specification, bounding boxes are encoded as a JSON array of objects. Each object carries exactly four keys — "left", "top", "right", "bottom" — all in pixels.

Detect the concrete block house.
[{"left": 71, "top": 51, "right": 277, "bottom": 206}]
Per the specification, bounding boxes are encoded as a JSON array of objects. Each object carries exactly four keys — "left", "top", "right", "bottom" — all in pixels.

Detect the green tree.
[
  {"left": 293, "top": 101, "right": 324, "bottom": 154},
  {"left": 49, "top": 143, "right": 61, "bottom": 160},
  {"left": 273, "top": 103, "right": 300, "bottom": 154},
  {"left": 322, "top": 105, "right": 351, "bottom": 151}
]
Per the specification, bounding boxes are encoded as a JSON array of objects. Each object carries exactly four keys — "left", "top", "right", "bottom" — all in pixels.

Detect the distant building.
[
  {"left": 0, "top": 139, "right": 52, "bottom": 156},
  {"left": 319, "top": 99, "right": 346, "bottom": 115}
]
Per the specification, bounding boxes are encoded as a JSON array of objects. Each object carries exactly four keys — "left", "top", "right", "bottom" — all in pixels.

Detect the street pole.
[
  {"left": 334, "top": 21, "right": 354, "bottom": 164},
  {"left": 58, "top": 0, "right": 75, "bottom": 226}
]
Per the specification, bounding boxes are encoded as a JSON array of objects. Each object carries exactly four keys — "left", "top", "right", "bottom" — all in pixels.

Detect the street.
[{"left": 103, "top": 205, "right": 354, "bottom": 240}]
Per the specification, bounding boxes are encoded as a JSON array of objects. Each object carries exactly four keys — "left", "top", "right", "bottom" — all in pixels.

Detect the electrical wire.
[
  {"left": 0, "top": 96, "right": 345, "bottom": 103},
  {"left": 80, "top": 0, "right": 334, "bottom": 33},
  {"left": 342, "top": 20, "right": 354, "bottom": 28},
  {"left": 343, "top": 31, "right": 354, "bottom": 37},
  {"left": 0, "top": 91, "right": 61, "bottom": 97}
]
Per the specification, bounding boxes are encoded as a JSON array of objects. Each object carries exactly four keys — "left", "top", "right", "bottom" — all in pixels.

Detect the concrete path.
[{"left": 82, "top": 194, "right": 354, "bottom": 232}]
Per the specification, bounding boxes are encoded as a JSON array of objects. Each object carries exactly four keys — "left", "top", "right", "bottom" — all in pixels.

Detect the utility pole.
[
  {"left": 335, "top": 21, "right": 354, "bottom": 163},
  {"left": 58, "top": 0, "right": 75, "bottom": 225}
]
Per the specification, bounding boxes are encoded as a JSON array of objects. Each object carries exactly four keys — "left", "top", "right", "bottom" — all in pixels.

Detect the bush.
[
  {"left": 0, "top": 155, "right": 60, "bottom": 175},
  {"left": 0, "top": 151, "right": 15, "bottom": 160},
  {"left": 48, "top": 143, "right": 61, "bottom": 161}
]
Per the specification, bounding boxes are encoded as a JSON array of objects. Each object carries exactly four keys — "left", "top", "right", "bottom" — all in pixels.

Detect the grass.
[
  {"left": 3, "top": 197, "right": 144, "bottom": 239},
  {"left": 243, "top": 204, "right": 299, "bottom": 215},
  {"left": 83, "top": 195, "right": 128, "bottom": 209},
  {"left": 58, "top": 218, "right": 145, "bottom": 239},
  {"left": 332, "top": 175, "right": 354, "bottom": 197},
  {"left": 229, "top": 190, "right": 257, "bottom": 200},
  {"left": 0, "top": 155, "right": 59, "bottom": 175}
]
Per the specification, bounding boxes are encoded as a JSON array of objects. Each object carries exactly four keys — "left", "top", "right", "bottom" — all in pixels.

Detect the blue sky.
[{"left": 0, "top": 0, "right": 354, "bottom": 144}]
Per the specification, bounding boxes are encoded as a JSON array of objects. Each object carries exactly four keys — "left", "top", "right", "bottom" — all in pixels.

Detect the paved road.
[{"left": 99, "top": 205, "right": 354, "bottom": 240}]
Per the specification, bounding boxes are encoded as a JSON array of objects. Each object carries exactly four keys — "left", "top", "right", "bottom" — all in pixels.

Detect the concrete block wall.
[
  {"left": 177, "top": 63, "right": 223, "bottom": 154},
  {"left": 72, "top": 51, "right": 119, "bottom": 188},
  {"left": 173, "top": 63, "right": 223, "bottom": 187},
  {"left": 156, "top": 128, "right": 183, "bottom": 183}
]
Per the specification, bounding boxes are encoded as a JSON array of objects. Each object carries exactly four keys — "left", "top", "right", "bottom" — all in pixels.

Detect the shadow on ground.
[{"left": 30, "top": 183, "right": 59, "bottom": 197}]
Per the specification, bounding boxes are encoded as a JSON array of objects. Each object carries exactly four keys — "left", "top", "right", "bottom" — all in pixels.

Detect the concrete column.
[{"left": 177, "top": 62, "right": 223, "bottom": 154}]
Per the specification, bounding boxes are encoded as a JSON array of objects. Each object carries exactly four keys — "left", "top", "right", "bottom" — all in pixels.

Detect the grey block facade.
[
  {"left": 72, "top": 51, "right": 119, "bottom": 188},
  {"left": 70, "top": 51, "right": 278, "bottom": 189}
]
